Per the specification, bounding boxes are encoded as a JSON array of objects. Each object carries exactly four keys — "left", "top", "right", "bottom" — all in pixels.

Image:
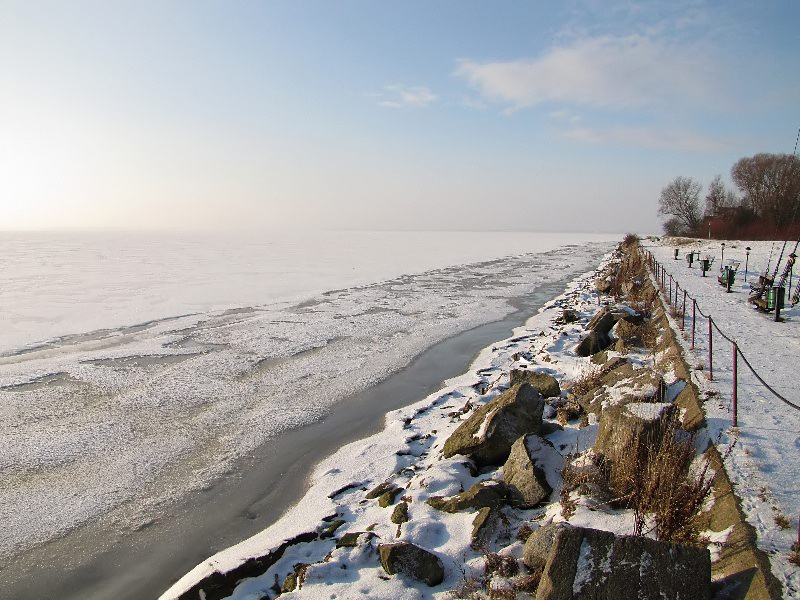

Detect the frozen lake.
[{"left": 0, "top": 230, "right": 617, "bottom": 597}]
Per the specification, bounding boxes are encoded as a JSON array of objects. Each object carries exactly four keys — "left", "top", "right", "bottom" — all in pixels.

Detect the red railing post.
[
  {"left": 732, "top": 341, "right": 738, "bottom": 427},
  {"left": 708, "top": 316, "right": 713, "bottom": 381},
  {"left": 691, "top": 299, "right": 696, "bottom": 350}
]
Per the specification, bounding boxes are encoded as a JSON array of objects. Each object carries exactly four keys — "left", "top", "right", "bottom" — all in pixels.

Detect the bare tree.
[
  {"left": 731, "top": 153, "right": 800, "bottom": 229},
  {"left": 659, "top": 176, "right": 702, "bottom": 235},
  {"left": 704, "top": 175, "right": 724, "bottom": 217},
  {"left": 704, "top": 175, "right": 740, "bottom": 218}
]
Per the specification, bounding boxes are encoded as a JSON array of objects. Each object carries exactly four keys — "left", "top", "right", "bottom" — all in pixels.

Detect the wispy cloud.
[
  {"left": 558, "top": 124, "right": 731, "bottom": 153},
  {"left": 374, "top": 85, "right": 437, "bottom": 109},
  {"left": 455, "top": 33, "right": 720, "bottom": 112}
]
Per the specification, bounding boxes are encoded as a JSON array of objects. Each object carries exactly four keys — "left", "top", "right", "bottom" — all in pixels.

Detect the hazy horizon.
[{"left": 2, "top": 1, "right": 797, "bottom": 235}]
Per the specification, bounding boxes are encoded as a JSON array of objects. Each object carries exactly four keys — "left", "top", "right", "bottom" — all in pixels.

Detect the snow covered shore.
[
  {"left": 163, "top": 238, "right": 792, "bottom": 600},
  {"left": 645, "top": 237, "right": 800, "bottom": 598}
]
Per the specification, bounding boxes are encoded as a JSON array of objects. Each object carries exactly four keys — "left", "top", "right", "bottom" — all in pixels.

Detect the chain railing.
[{"left": 641, "top": 248, "right": 800, "bottom": 429}]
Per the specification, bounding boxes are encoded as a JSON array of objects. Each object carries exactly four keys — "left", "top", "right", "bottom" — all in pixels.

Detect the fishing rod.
[
  {"left": 764, "top": 241, "right": 776, "bottom": 275},
  {"left": 775, "top": 239, "right": 800, "bottom": 291},
  {"left": 771, "top": 240, "right": 788, "bottom": 282},
  {"left": 751, "top": 241, "right": 784, "bottom": 300},
  {"left": 785, "top": 127, "right": 800, "bottom": 301},
  {"left": 794, "top": 126, "right": 800, "bottom": 157}
]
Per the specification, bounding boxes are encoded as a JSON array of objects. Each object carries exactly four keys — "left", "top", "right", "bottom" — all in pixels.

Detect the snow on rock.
[{"left": 625, "top": 401, "right": 673, "bottom": 422}]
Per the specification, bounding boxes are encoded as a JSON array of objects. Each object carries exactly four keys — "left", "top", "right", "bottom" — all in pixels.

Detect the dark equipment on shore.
[
  {"left": 685, "top": 251, "right": 697, "bottom": 268},
  {"left": 750, "top": 241, "right": 785, "bottom": 302},
  {"left": 700, "top": 256, "right": 713, "bottom": 277},
  {"left": 752, "top": 240, "right": 798, "bottom": 320},
  {"left": 765, "top": 286, "right": 786, "bottom": 321},
  {"left": 718, "top": 264, "right": 738, "bottom": 293}
]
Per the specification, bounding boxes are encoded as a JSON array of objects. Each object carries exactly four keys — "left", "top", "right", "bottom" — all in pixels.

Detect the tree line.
[{"left": 658, "top": 153, "right": 800, "bottom": 239}]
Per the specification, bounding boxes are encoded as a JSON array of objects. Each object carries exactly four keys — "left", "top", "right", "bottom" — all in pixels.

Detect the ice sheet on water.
[
  {"left": 0, "top": 235, "right": 616, "bottom": 561},
  {"left": 0, "top": 230, "right": 616, "bottom": 355}
]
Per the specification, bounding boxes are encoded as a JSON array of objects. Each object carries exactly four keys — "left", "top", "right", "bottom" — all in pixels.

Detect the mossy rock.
[
  {"left": 391, "top": 501, "right": 409, "bottom": 525},
  {"left": 379, "top": 542, "right": 444, "bottom": 587},
  {"left": 502, "top": 434, "right": 562, "bottom": 508},
  {"left": 336, "top": 531, "right": 377, "bottom": 548},
  {"left": 378, "top": 487, "right": 403, "bottom": 508},
  {"left": 281, "top": 563, "right": 309, "bottom": 593},
  {"left": 320, "top": 519, "right": 346, "bottom": 539},
  {"left": 510, "top": 369, "right": 561, "bottom": 398},
  {"left": 365, "top": 481, "right": 396, "bottom": 500},
  {"left": 471, "top": 506, "right": 497, "bottom": 548},
  {"left": 426, "top": 480, "right": 507, "bottom": 513}
]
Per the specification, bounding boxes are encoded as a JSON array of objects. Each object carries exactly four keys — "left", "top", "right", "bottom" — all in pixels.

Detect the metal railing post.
[
  {"left": 681, "top": 290, "right": 687, "bottom": 330},
  {"left": 732, "top": 341, "right": 738, "bottom": 427},
  {"left": 691, "top": 299, "right": 696, "bottom": 349},
  {"left": 708, "top": 315, "right": 713, "bottom": 381}
]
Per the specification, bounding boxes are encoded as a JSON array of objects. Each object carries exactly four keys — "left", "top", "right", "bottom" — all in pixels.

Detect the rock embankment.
[{"left": 169, "top": 237, "right": 780, "bottom": 600}]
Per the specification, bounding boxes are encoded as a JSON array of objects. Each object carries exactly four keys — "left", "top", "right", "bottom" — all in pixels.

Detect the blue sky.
[{"left": 1, "top": 1, "right": 797, "bottom": 233}]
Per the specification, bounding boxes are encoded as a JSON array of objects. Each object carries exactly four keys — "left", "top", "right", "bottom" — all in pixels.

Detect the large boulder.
[
  {"left": 574, "top": 330, "right": 611, "bottom": 357},
  {"left": 378, "top": 542, "right": 444, "bottom": 587},
  {"left": 575, "top": 363, "right": 663, "bottom": 414},
  {"left": 586, "top": 306, "right": 618, "bottom": 335},
  {"left": 595, "top": 277, "right": 612, "bottom": 294},
  {"left": 471, "top": 507, "right": 497, "bottom": 548},
  {"left": 502, "top": 434, "right": 563, "bottom": 508},
  {"left": 611, "top": 313, "right": 648, "bottom": 351},
  {"left": 442, "top": 383, "right": 544, "bottom": 466},
  {"left": 523, "top": 523, "right": 710, "bottom": 599},
  {"left": 510, "top": 369, "right": 561, "bottom": 398},
  {"left": 594, "top": 401, "right": 675, "bottom": 466}
]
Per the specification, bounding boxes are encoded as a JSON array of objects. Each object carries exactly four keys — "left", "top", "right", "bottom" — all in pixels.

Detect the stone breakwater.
[{"left": 165, "top": 239, "right": 780, "bottom": 600}]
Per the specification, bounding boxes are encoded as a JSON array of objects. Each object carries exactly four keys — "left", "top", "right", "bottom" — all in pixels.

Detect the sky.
[{"left": 1, "top": 1, "right": 798, "bottom": 234}]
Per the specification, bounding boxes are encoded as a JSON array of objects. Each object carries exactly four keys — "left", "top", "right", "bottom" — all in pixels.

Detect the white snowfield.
[
  {"left": 645, "top": 238, "right": 800, "bottom": 598},
  {"left": 161, "top": 239, "right": 799, "bottom": 599}
]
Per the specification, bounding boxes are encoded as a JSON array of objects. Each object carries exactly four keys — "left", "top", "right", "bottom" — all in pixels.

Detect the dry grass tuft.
[
  {"left": 556, "top": 401, "right": 584, "bottom": 425},
  {"left": 512, "top": 573, "right": 541, "bottom": 593},
  {"left": 622, "top": 233, "right": 640, "bottom": 247},
  {"left": 569, "top": 368, "right": 604, "bottom": 398},
  {"left": 449, "top": 571, "right": 484, "bottom": 599},
  {"left": 610, "top": 250, "right": 646, "bottom": 299},
  {"left": 559, "top": 455, "right": 588, "bottom": 520},
  {"left": 515, "top": 523, "right": 534, "bottom": 543},
  {"left": 598, "top": 416, "right": 726, "bottom": 545},
  {"left": 484, "top": 553, "right": 519, "bottom": 578},
  {"left": 449, "top": 551, "right": 533, "bottom": 599},
  {"left": 773, "top": 513, "right": 791, "bottom": 529}
]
